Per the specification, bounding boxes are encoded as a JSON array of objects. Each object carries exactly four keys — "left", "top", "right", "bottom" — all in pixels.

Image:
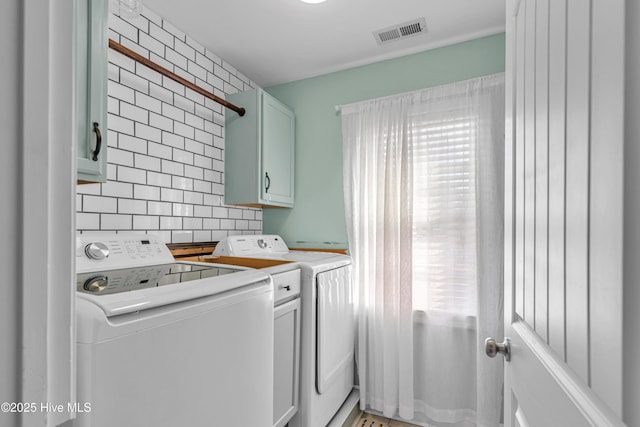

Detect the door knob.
[{"left": 485, "top": 337, "right": 511, "bottom": 361}]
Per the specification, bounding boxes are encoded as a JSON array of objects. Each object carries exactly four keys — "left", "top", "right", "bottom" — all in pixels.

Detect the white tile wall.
[{"left": 76, "top": 6, "right": 262, "bottom": 243}]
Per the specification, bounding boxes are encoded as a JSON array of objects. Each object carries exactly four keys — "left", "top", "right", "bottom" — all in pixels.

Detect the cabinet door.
[
  {"left": 273, "top": 298, "right": 301, "bottom": 427},
  {"left": 76, "top": 0, "right": 108, "bottom": 183},
  {"left": 261, "top": 93, "right": 294, "bottom": 206}
]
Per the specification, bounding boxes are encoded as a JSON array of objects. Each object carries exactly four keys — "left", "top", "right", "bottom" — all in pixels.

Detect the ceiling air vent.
[{"left": 373, "top": 17, "right": 427, "bottom": 46}]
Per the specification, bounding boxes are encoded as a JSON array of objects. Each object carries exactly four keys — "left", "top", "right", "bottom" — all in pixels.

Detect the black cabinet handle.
[
  {"left": 92, "top": 122, "right": 102, "bottom": 161},
  {"left": 265, "top": 172, "right": 271, "bottom": 193}
]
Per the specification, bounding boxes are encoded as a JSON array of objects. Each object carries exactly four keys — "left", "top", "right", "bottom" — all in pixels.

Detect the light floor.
[{"left": 351, "top": 412, "right": 421, "bottom": 427}]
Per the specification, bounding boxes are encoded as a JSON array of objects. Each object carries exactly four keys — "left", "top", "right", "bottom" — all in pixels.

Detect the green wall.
[{"left": 264, "top": 33, "right": 505, "bottom": 249}]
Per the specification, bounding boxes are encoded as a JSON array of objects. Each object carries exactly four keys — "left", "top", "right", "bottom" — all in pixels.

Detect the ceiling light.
[{"left": 300, "top": 0, "right": 327, "bottom": 4}]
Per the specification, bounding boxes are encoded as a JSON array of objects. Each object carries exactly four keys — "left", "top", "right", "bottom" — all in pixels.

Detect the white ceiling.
[{"left": 141, "top": 0, "right": 505, "bottom": 87}]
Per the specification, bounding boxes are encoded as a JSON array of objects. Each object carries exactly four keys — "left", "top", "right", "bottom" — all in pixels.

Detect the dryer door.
[{"left": 316, "top": 265, "right": 355, "bottom": 393}]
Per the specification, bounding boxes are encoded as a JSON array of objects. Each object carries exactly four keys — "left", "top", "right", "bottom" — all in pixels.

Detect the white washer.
[
  {"left": 214, "top": 234, "right": 356, "bottom": 427},
  {"left": 75, "top": 233, "right": 274, "bottom": 427}
]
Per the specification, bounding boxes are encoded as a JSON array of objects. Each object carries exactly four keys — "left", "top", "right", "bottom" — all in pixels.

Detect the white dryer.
[{"left": 214, "top": 235, "right": 356, "bottom": 427}]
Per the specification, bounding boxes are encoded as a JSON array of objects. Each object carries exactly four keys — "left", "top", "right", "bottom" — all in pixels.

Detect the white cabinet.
[
  {"left": 75, "top": 0, "right": 108, "bottom": 183},
  {"left": 225, "top": 89, "right": 295, "bottom": 208},
  {"left": 273, "top": 297, "right": 301, "bottom": 427}
]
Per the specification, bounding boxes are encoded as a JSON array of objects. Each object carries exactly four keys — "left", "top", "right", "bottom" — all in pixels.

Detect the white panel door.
[{"left": 502, "top": 0, "right": 625, "bottom": 425}]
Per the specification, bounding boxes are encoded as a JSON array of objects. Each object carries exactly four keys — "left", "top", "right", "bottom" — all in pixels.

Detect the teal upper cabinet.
[
  {"left": 225, "top": 89, "right": 295, "bottom": 208},
  {"left": 75, "top": 0, "right": 108, "bottom": 183}
]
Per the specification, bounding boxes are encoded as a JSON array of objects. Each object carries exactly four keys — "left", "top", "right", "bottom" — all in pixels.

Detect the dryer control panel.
[{"left": 214, "top": 234, "right": 290, "bottom": 257}]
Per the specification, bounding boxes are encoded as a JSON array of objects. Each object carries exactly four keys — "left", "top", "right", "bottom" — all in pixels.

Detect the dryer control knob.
[
  {"left": 83, "top": 275, "right": 108, "bottom": 293},
  {"left": 85, "top": 242, "right": 110, "bottom": 260}
]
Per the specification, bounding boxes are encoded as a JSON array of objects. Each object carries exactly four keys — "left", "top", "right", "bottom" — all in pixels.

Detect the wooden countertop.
[
  {"left": 167, "top": 242, "right": 216, "bottom": 262},
  {"left": 168, "top": 241, "right": 347, "bottom": 263},
  {"left": 197, "top": 255, "right": 292, "bottom": 269}
]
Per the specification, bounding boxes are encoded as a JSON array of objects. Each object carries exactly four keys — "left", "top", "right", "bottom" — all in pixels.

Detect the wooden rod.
[{"left": 108, "top": 39, "right": 246, "bottom": 117}]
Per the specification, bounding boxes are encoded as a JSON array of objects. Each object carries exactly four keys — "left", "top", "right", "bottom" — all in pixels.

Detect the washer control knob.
[
  {"left": 257, "top": 239, "right": 267, "bottom": 249},
  {"left": 83, "top": 275, "right": 108, "bottom": 293},
  {"left": 85, "top": 242, "right": 110, "bottom": 260}
]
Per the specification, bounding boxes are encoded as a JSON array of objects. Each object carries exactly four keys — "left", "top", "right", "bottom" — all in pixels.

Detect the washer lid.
[
  {"left": 77, "top": 262, "right": 248, "bottom": 296},
  {"left": 77, "top": 266, "right": 270, "bottom": 317}
]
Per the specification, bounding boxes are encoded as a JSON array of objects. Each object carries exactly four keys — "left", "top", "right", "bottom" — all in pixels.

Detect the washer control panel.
[
  {"left": 76, "top": 233, "right": 175, "bottom": 273},
  {"left": 214, "top": 235, "right": 290, "bottom": 257}
]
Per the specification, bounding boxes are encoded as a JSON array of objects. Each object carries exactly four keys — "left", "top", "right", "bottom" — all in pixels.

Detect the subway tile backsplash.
[{"left": 77, "top": 6, "right": 262, "bottom": 243}]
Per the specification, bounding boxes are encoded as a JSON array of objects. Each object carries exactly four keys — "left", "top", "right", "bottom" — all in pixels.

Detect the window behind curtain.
[{"left": 411, "top": 113, "right": 478, "bottom": 317}]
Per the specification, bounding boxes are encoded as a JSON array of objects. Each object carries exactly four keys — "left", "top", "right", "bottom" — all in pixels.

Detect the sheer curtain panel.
[{"left": 341, "top": 73, "right": 504, "bottom": 427}]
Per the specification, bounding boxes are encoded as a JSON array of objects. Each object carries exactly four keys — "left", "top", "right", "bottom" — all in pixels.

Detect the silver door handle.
[{"left": 485, "top": 337, "right": 511, "bottom": 362}]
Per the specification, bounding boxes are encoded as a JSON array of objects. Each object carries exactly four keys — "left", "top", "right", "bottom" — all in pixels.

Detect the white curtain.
[{"left": 341, "top": 73, "right": 504, "bottom": 427}]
